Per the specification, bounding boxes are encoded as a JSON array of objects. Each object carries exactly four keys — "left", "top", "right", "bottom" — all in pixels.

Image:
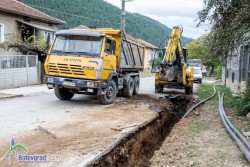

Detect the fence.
[{"left": 0, "top": 55, "right": 38, "bottom": 90}]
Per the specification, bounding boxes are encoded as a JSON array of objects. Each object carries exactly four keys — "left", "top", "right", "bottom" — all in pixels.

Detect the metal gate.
[{"left": 0, "top": 55, "right": 38, "bottom": 90}]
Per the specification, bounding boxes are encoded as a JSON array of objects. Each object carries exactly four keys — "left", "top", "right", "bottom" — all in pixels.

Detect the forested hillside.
[{"left": 18, "top": 0, "right": 192, "bottom": 46}]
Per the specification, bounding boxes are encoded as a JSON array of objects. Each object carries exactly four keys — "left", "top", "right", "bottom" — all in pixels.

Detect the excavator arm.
[{"left": 164, "top": 26, "right": 183, "bottom": 63}]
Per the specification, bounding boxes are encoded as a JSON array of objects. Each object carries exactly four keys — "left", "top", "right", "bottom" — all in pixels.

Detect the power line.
[{"left": 26, "top": 4, "right": 121, "bottom": 25}]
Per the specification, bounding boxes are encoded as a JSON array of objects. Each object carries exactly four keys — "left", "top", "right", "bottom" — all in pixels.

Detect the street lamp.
[{"left": 121, "top": 0, "right": 134, "bottom": 33}]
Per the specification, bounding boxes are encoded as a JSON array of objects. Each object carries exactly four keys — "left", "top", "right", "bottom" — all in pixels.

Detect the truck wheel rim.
[{"left": 107, "top": 86, "right": 114, "bottom": 99}]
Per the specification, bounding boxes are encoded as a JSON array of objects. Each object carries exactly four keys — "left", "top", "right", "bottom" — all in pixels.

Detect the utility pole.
[{"left": 121, "top": 0, "right": 134, "bottom": 33}]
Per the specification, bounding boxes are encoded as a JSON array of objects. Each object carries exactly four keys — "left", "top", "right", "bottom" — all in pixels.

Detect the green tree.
[
  {"left": 198, "top": 0, "right": 250, "bottom": 115},
  {"left": 197, "top": 0, "right": 250, "bottom": 61},
  {"left": 187, "top": 35, "right": 222, "bottom": 76},
  {"left": 187, "top": 39, "right": 205, "bottom": 60}
]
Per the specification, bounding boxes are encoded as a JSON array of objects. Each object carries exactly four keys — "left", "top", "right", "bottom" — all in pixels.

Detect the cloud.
[
  {"left": 145, "top": 15, "right": 210, "bottom": 38},
  {"left": 104, "top": 0, "right": 210, "bottom": 39}
]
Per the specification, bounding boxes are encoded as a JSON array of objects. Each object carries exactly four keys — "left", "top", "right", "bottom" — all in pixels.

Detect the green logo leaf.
[{"left": 0, "top": 144, "right": 28, "bottom": 161}]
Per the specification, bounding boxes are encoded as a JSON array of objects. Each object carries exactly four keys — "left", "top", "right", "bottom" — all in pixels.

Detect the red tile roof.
[
  {"left": 136, "top": 39, "right": 158, "bottom": 49},
  {"left": 0, "top": 0, "right": 65, "bottom": 24},
  {"left": 125, "top": 33, "right": 158, "bottom": 49}
]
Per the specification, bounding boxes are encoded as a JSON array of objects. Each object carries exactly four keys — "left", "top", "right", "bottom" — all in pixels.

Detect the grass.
[
  {"left": 197, "top": 83, "right": 239, "bottom": 111},
  {"left": 197, "top": 82, "right": 250, "bottom": 139},
  {"left": 189, "top": 121, "right": 206, "bottom": 134}
]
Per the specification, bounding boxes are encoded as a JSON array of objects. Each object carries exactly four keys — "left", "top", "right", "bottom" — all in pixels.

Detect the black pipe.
[
  {"left": 220, "top": 93, "right": 250, "bottom": 150},
  {"left": 182, "top": 85, "right": 216, "bottom": 119},
  {"left": 218, "top": 92, "right": 250, "bottom": 163}
]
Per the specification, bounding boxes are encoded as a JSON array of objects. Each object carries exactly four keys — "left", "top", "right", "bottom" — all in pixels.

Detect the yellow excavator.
[{"left": 151, "top": 26, "right": 194, "bottom": 94}]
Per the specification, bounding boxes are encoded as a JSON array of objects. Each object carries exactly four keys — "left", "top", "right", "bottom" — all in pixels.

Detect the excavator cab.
[{"left": 151, "top": 49, "right": 165, "bottom": 73}]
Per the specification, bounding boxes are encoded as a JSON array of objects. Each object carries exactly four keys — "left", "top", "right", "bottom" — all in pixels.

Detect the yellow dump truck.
[{"left": 44, "top": 29, "right": 144, "bottom": 104}]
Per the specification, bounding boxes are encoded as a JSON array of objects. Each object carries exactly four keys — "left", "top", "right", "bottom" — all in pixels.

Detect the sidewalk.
[{"left": 0, "top": 84, "right": 53, "bottom": 99}]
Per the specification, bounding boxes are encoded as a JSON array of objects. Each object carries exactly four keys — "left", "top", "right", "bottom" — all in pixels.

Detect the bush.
[
  {"left": 238, "top": 82, "right": 250, "bottom": 116},
  {"left": 214, "top": 65, "right": 222, "bottom": 79},
  {"left": 1, "top": 32, "right": 48, "bottom": 61}
]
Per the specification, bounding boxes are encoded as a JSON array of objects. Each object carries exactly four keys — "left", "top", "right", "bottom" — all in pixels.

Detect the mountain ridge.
[{"left": 18, "top": 0, "right": 193, "bottom": 46}]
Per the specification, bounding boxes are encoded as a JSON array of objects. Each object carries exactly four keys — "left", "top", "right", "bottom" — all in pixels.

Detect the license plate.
[
  {"left": 47, "top": 84, "right": 54, "bottom": 89},
  {"left": 87, "top": 89, "right": 94, "bottom": 93},
  {"left": 63, "top": 81, "right": 75, "bottom": 87}
]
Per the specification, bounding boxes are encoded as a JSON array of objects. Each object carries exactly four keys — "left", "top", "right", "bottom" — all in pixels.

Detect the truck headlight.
[
  {"left": 47, "top": 77, "right": 54, "bottom": 83},
  {"left": 87, "top": 82, "right": 94, "bottom": 87}
]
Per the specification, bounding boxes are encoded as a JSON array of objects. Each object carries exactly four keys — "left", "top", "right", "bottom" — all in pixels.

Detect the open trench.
[{"left": 84, "top": 94, "right": 195, "bottom": 167}]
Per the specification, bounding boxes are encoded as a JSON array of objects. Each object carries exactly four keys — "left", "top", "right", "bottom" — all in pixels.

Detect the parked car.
[{"left": 193, "top": 67, "right": 203, "bottom": 83}]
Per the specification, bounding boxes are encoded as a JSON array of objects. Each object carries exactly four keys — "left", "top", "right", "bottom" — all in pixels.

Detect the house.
[
  {"left": 223, "top": 43, "right": 250, "bottom": 93},
  {"left": 135, "top": 39, "right": 158, "bottom": 69},
  {"left": 0, "top": 0, "right": 65, "bottom": 55},
  {"left": 125, "top": 35, "right": 158, "bottom": 69},
  {"left": 0, "top": 0, "right": 65, "bottom": 90}
]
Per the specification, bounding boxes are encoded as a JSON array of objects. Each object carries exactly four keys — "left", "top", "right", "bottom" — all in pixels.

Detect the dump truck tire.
[
  {"left": 133, "top": 76, "right": 140, "bottom": 95},
  {"left": 98, "top": 80, "right": 117, "bottom": 105},
  {"left": 155, "top": 85, "right": 163, "bottom": 93},
  {"left": 54, "top": 85, "right": 74, "bottom": 100},
  {"left": 185, "top": 87, "right": 193, "bottom": 95},
  {"left": 123, "top": 77, "right": 134, "bottom": 97}
]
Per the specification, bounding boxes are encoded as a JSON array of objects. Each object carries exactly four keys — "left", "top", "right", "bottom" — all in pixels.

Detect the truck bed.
[{"left": 119, "top": 39, "right": 144, "bottom": 71}]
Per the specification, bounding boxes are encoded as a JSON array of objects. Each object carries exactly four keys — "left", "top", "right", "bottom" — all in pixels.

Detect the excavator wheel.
[
  {"left": 155, "top": 85, "right": 163, "bottom": 93},
  {"left": 185, "top": 87, "right": 193, "bottom": 95}
]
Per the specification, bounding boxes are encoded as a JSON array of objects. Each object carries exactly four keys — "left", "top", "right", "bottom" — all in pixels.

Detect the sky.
[{"left": 104, "top": 0, "right": 211, "bottom": 39}]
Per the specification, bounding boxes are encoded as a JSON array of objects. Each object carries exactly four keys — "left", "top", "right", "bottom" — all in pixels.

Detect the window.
[
  {"left": 0, "top": 24, "right": 4, "bottom": 42},
  {"left": 194, "top": 68, "right": 202, "bottom": 74},
  {"left": 51, "top": 35, "right": 103, "bottom": 57},
  {"left": 105, "top": 39, "right": 116, "bottom": 55},
  {"left": 232, "top": 71, "right": 235, "bottom": 83}
]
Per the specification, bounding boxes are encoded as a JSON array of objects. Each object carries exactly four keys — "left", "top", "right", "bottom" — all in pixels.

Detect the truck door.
[{"left": 101, "top": 38, "right": 117, "bottom": 80}]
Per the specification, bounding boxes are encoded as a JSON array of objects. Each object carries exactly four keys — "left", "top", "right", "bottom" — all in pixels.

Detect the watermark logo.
[
  {"left": 0, "top": 137, "right": 28, "bottom": 165},
  {"left": 1, "top": 137, "right": 60, "bottom": 165}
]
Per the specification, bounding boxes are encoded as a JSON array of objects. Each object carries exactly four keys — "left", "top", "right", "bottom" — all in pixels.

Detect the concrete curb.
[{"left": 0, "top": 94, "right": 23, "bottom": 100}]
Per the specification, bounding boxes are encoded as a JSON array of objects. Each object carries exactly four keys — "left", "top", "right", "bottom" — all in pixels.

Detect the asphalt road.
[
  {"left": 0, "top": 77, "right": 151, "bottom": 139},
  {"left": 0, "top": 76, "right": 198, "bottom": 140}
]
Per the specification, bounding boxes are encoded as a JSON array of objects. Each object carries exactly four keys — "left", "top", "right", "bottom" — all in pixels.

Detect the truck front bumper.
[{"left": 44, "top": 75, "right": 107, "bottom": 95}]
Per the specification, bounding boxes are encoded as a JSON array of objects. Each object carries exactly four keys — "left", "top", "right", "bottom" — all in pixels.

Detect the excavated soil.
[
  {"left": 0, "top": 94, "right": 195, "bottom": 167},
  {"left": 86, "top": 94, "right": 196, "bottom": 167}
]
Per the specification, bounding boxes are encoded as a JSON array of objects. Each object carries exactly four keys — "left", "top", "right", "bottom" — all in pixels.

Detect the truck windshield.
[
  {"left": 51, "top": 35, "right": 103, "bottom": 57},
  {"left": 188, "top": 59, "right": 202, "bottom": 67},
  {"left": 194, "top": 69, "right": 201, "bottom": 74}
]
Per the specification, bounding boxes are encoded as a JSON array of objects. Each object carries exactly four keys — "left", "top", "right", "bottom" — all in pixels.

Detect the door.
[{"left": 101, "top": 39, "right": 117, "bottom": 80}]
